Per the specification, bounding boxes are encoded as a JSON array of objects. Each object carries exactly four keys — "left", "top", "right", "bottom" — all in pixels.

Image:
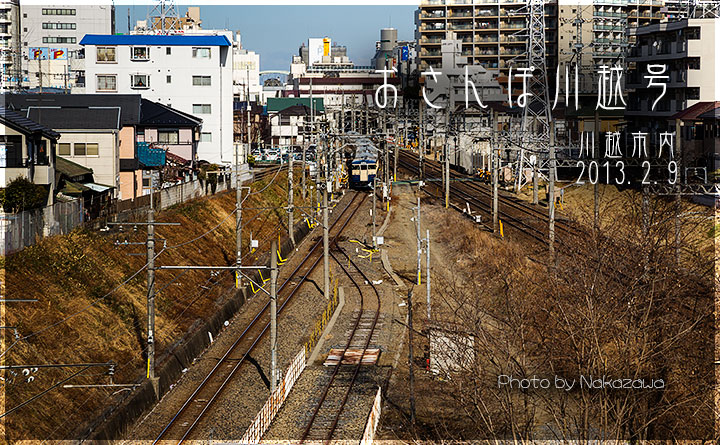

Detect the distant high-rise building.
[
  {"left": 0, "top": 0, "right": 21, "bottom": 91},
  {"left": 20, "top": 4, "right": 114, "bottom": 90},
  {"left": 415, "top": 0, "right": 558, "bottom": 76}
]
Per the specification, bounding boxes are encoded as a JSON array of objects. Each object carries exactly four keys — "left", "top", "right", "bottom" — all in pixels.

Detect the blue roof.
[{"left": 80, "top": 34, "right": 232, "bottom": 47}]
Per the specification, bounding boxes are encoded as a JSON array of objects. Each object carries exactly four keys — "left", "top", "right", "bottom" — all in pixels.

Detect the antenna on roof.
[{"left": 148, "top": 0, "right": 180, "bottom": 35}]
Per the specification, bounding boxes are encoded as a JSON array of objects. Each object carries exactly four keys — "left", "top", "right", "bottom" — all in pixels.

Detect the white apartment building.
[
  {"left": 81, "top": 33, "right": 234, "bottom": 164},
  {"left": 20, "top": 4, "right": 114, "bottom": 90},
  {"left": 232, "top": 34, "right": 262, "bottom": 103}
]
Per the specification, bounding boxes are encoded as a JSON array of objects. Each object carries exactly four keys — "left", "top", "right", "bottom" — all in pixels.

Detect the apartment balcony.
[
  {"left": 448, "top": 10, "right": 472, "bottom": 18},
  {"left": 420, "top": 49, "right": 442, "bottom": 57},
  {"left": 475, "top": 21, "right": 497, "bottom": 30},
  {"left": 475, "top": 36, "right": 499, "bottom": 43},
  {"left": 500, "top": 48, "right": 524, "bottom": 56},
  {"left": 421, "top": 37, "right": 442, "bottom": 45},
  {"left": 475, "top": 48, "right": 498, "bottom": 56},
  {"left": 476, "top": 8, "right": 497, "bottom": 17},
  {"left": 449, "top": 22, "right": 473, "bottom": 30},
  {"left": 500, "top": 21, "right": 525, "bottom": 29},
  {"left": 421, "top": 9, "right": 445, "bottom": 19},
  {"left": 421, "top": 23, "right": 446, "bottom": 31},
  {"left": 0, "top": 13, "right": 10, "bottom": 23}
]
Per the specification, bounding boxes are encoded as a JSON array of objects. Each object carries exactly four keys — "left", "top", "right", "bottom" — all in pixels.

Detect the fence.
[
  {"left": 360, "top": 386, "right": 382, "bottom": 445},
  {"left": 0, "top": 199, "right": 84, "bottom": 256},
  {"left": 240, "top": 348, "right": 306, "bottom": 444}
]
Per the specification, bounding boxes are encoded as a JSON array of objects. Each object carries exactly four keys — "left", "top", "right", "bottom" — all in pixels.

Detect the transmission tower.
[
  {"left": 148, "top": 0, "right": 180, "bottom": 34},
  {"left": 515, "top": 0, "right": 553, "bottom": 192}
]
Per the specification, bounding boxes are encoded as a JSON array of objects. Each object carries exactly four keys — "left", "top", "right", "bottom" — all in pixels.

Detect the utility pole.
[
  {"left": 372, "top": 177, "right": 377, "bottom": 249},
  {"left": 305, "top": 79, "right": 313, "bottom": 201},
  {"left": 419, "top": 100, "right": 424, "bottom": 179},
  {"left": 147, "top": 184, "right": 157, "bottom": 393},
  {"left": 416, "top": 197, "right": 421, "bottom": 286},
  {"left": 322, "top": 146, "right": 330, "bottom": 300},
  {"left": 236, "top": 124, "right": 243, "bottom": 289},
  {"left": 288, "top": 155, "right": 295, "bottom": 246},
  {"left": 425, "top": 229, "right": 431, "bottom": 321},
  {"left": 492, "top": 110, "right": 499, "bottom": 234},
  {"left": 407, "top": 287, "right": 416, "bottom": 426},
  {"left": 445, "top": 84, "right": 452, "bottom": 209},
  {"left": 247, "top": 66, "right": 252, "bottom": 162},
  {"left": 270, "top": 239, "right": 278, "bottom": 393},
  {"left": 548, "top": 122, "right": 556, "bottom": 256},
  {"left": 593, "top": 110, "right": 600, "bottom": 233}
]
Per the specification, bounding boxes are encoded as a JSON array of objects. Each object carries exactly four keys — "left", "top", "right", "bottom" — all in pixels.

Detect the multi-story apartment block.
[
  {"left": 81, "top": 33, "right": 234, "bottom": 165},
  {"left": 626, "top": 17, "right": 718, "bottom": 130},
  {"left": 0, "top": 0, "right": 20, "bottom": 90},
  {"left": 415, "top": 0, "right": 558, "bottom": 76},
  {"left": 20, "top": 4, "right": 114, "bottom": 90}
]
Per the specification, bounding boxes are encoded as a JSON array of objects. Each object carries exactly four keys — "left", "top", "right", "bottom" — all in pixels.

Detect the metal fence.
[
  {"left": 0, "top": 199, "right": 84, "bottom": 256},
  {"left": 240, "top": 348, "right": 306, "bottom": 444}
]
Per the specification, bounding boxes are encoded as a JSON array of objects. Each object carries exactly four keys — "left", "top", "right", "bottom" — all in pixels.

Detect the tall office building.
[
  {"left": 20, "top": 4, "right": 114, "bottom": 90},
  {"left": 0, "top": 0, "right": 21, "bottom": 91},
  {"left": 415, "top": 0, "right": 558, "bottom": 76}
]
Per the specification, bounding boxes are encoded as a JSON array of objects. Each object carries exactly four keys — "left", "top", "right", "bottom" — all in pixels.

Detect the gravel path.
[{"left": 263, "top": 188, "right": 407, "bottom": 442}]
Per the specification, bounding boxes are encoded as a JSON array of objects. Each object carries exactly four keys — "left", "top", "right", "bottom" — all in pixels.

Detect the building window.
[
  {"left": 687, "top": 27, "right": 700, "bottom": 40},
  {"left": 192, "top": 47, "right": 211, "bottom": 58},
  {"left": 58, "top": 143, "right": 71, "bottom": 156},
  {"left": 96, "top": 74, "right": 117, "bottom": 92},
  {"left": 200, "top": 132, "right": 212, "bottom": 142},
  {"left": 166, "top": 47, "right": 171, "bottom": 55},
  {"left": 96, "top": 46, "right": 116, "bottom": 63},
  {"left": 688, "top": 57, "right": 700, "bottom": 70},
  {"left": 42, "top": 37, "right": 76, "bottom": 44},
  {"left": 166, "top": 75, "right": 172, "bottom": 83},
  {"left": 131, "top": 46, "right": 149, "bottom": 61},
  {"left": 42, "top": 8, "right": 76, "bottom": 15},
  {"left": 192, "top": 104, "right": 212, "bottom": 114},
  {"left": 192, "top": 75, "right": 211, "bottom": 86},
  {"left": 687, "top": 87, "right": 700, "bottom": 100},
  {"left": 158, "top": 130, "right": 179, "bottom": 144},
  {"left": 130, "top": 74, "right": 150, "bottom": 89},
  {"left": 42, "top": 22, "right": 76, "bottom": 29},
  {"left": 72, "top": 143, "right": 99, "bottom": 156}
]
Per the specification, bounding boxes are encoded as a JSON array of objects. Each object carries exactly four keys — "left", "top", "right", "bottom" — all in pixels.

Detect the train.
[{"left": 346, "top": 133, "right": 378, "bottom": 189}]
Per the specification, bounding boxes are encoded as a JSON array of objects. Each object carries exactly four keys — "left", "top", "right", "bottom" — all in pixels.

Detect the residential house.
[
  {"left": 5, "top": 93, "right": 202, "bottom": 200},
  {"left": 269, "top": 104, "right": 314, "bottom": 147},
  {"left": 669, "top": 101, "right": 720, "bottom": 179},
  {"left": 0, "top": 106, "right": 59, "bottom": 205}
]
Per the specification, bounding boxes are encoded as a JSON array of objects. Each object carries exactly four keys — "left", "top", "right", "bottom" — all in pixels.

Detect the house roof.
[
  {"left": 670, "top": 101, "right": 720, "bottom": 121},
  {"left": 80, "top": 34, "right": 232, "bottom": 47},
  {"left": 56, "top": 156, "right": 93, "bottom": 179},
  {"left": 0, "top": 106, "right": 60, "bottom": 140},
  {"left": 267, "top": 97, "right": 324, "bottom": 113},
  {"left": 140, "top": 99, "right": 202, "bottom": 127},
  {"left": 27, "top": 107, "right": 121, "bottom": 130},
  {"left": 5, "top": 93, "right": 141, "bottom": 126},
  {"left": 277, "top": 105, "right": 311, "bottom": 116}
]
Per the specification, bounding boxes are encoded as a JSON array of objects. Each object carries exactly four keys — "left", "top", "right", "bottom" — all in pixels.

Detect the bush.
[{"left": 1, "top": 177, "right": 48, "bottom": 213}]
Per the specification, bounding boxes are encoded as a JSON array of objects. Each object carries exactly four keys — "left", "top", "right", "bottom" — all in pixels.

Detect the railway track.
[
  {"left": 299, "top": 245, "right": 381, "bottom": 444},
  {"left": 396, "top": 150, "right": 580, "bottom": 244},
  {"left": 153, "top": 191, "right": 366, "bottom": 444},
  {"left": 253, "top": 164, "right": 287, "bottom": 181}
]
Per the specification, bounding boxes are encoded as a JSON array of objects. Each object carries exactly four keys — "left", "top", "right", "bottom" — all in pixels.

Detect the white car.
[{"left": 264, "top": 150, "right": 280, "bottom": 162}]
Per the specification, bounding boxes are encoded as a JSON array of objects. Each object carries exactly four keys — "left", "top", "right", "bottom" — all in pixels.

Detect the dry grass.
[{"left": 1, "top": 171, "right": 310, "bottom": 441}]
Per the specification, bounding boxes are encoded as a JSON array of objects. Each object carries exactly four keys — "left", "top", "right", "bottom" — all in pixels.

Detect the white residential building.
[
  {"left": 20, "top": 4, "right": 114, "bottom": 90},
  {"left": 81, "top": 33, "right": 234, "bottom": 164},
  {"left": 232, "top": 34, "right": 262, "bottom": 102}
]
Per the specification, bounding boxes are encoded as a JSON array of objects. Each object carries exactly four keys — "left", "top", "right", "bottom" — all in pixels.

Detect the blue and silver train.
[{"left": 346, "top": 133, "right": 378, "bottom": 189}]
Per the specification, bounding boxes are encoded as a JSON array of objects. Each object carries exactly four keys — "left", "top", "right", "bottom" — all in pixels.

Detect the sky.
[{"left": 120, "top": 5, "right": 417, "bottom": 71}]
